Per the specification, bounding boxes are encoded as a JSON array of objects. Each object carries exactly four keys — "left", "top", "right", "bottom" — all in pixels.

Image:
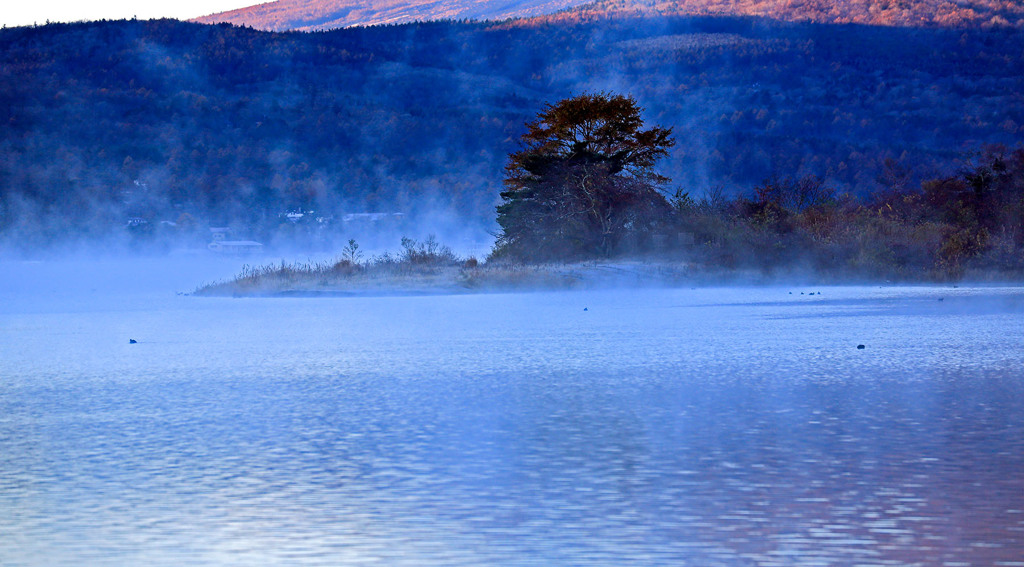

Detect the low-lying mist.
[{"left": 3, "top": 16, "right": 1023, "bottom": 254}]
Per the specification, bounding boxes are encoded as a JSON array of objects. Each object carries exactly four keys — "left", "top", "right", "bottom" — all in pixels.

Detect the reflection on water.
[{"left": 1, "top": 268, "right": 1023, "bottom": 565}]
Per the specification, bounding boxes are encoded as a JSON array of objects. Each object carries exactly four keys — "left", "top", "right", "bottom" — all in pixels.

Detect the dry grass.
[{"left": 192, "top": 252, "right": 701, "bottom": 297}]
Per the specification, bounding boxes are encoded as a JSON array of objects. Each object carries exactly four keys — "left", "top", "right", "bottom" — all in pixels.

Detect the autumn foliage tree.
[{"left": 492, "top": 93, "right": 675, "bottom": 261}]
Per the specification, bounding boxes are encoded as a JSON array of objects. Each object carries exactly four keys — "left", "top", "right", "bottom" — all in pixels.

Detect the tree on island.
[{"left": 492, "top": 93, "right": 676, "bottom": 261}]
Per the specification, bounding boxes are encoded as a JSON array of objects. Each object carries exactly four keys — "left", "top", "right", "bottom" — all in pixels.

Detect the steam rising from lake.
[{"left": 2, "top": 258, "right": 1023, "bottom": 565}]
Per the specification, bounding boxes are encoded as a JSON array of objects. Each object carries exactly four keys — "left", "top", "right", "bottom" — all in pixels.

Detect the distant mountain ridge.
[
  {"left": 193, "top": 0, "right": 1024, "bottom": 30},
  {"left": 192, "top": 0, "right": 594, "bottom": 31},
  {"left": 546, "top": 0, "right": 1024, "bottom": 28}
]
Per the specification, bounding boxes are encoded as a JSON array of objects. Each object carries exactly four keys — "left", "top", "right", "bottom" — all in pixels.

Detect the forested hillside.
[
  {"left": 548, "top": 0, "right": 1024, "bottom": 28},
  {"left": 1, "top": 16, "right": 1022, "bottom": 249},
  {"left": 197, "top": 0, "right": 1024, "bottom": 31},
  {"left": 194, "top": 0, "right": 592, "bottom": 31}
]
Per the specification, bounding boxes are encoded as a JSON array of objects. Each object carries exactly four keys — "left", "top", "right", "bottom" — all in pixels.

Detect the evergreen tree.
[{"left": 493, "top": 93, "right": 675, "bottom": 260}]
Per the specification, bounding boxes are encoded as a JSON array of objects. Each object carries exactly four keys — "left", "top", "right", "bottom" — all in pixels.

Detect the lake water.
[{"left": 2, "top": 259, "right": 1024, "bottom": 565}]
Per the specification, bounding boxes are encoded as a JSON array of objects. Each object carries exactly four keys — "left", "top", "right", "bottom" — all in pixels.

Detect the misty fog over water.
[{"left": 2, "top": 259, "right": 1024, "bottom": 565}]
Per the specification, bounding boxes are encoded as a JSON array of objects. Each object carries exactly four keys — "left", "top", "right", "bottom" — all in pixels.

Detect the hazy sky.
[{"left": 3, "top": 0, "right": 260, "bottom": 28}]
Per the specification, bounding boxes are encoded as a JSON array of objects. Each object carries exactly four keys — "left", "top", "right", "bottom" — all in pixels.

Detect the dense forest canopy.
[{"left": 1, "top": 15, "right": 1022, "bottom": 251}]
